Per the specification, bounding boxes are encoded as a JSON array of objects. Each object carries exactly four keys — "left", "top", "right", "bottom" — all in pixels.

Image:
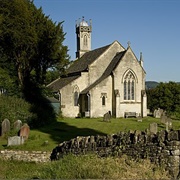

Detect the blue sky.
[{"left": 34, "top": 0, "right": 180, "bottom": 82}]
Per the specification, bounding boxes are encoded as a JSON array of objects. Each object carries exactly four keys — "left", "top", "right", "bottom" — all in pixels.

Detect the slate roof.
[
  {"left": 81, "top": 50, "right": 126, "bottom": 94},
  {"left": 47, "top": 44, "right": 111, "bottom": 92},
  {"left": 47, "top": 75, "right": 80, "bottom": 92},
  {"left": 67, "top": 44, "right": 111, "bottom": 74},
  {"left": 46, "top": 97, "right": 60, "bottom": 103}
]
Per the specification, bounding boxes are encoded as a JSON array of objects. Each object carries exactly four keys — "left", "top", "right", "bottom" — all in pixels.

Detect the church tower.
[{"left": 76, "top": 17, "right": 92, "bottom": 58}]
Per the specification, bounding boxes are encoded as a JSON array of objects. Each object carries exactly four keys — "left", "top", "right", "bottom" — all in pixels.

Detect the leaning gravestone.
[
  {"left": 19, "top": 123, "right": 30, "bottom": 140},
  {"left": 103, "top": 111, "right": 111, "bottom": 122},
  {"left": 1, "top": 118, "right": 10, "bottom": 136},
  {"left": 149, "top": 122, "right": 157, "bottom": 134},
  {"left": 14, "top": 120, "right": 22, "bottom": 131},
  {"left": 7, "top": 136, "right": 24, "bottom": 146}
]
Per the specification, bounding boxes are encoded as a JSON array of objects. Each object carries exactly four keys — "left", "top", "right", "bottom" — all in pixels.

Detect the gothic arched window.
[
  {"left": 101, "top": 93, "right": 107, "bottom": 106},
  {"left": 123, "top": 71, "right": 135, "bottom": 100},
  {"left": 124, "top": 80, "right": 127, "bottom": 100},
  {"left": 84, "top": 34, "right": 88, "bottom": 46}
]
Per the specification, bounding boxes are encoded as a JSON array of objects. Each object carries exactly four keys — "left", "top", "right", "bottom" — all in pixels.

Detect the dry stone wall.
[
  {"left": 0, "top": 150, "right": 51, "bottom": 163},
  {"left": 51, "top": 129, "right": 180, "bottom": 179}
]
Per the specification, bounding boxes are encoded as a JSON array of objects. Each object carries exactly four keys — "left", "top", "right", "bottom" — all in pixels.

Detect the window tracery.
[{"left": 123, "top": 71, "right": 135, "bottom": 100}]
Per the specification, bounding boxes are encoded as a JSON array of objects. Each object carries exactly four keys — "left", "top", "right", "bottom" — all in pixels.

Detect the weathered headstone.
[
  {"left": 161, "top": 114, "right": 167, "bottom": 124},
  {"left": 153, "top": 108, "right": 163, "bottom": 118},
  {"left": 19, "top": 123, "right": 30, "bottom": 140},
  {"left": 1, "top": 118, "right": 10, "bottom": 136},
  {"left": 14, "top": 120, "right": 22, "bottom": 131},
  {"left": 165, "top": 122, "right": 169, "bottom": 131},
  {"left": 7, "top": 136, "right": 24, "bottom": 146},
  {"left": 103, "top": 111, "right": 111, "bottom": 122},
  {"left": 137, "top": 117, "right": 142, "bottom": 122},
  {"left": 165, "top": 118, "right": 172, "bottom": 131},
  {"left": 161, "top": 115, "right": 172, "bottom": 131},
  {"left": 149, "top": 122, "right": 157, "bottom": 134}
]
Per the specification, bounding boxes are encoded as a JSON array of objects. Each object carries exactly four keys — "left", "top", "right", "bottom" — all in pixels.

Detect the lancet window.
[
  {"left": 84, "top": 34, "right": 88, "bottom": 46},
  {"left": 101, "top": 93, "right": 107, "bottom": 106}
]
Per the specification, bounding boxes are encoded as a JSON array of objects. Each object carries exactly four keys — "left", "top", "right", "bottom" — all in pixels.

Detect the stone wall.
[
  {"left": 0, "top": 150, "right": 51, "bottom": 163},
  {"left": 50, "top": 129, "right": 180, "bottom": 179}
]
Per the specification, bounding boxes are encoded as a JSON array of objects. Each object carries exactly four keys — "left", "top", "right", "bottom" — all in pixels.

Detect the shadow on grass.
[{"left": 38, "top": 120, "right": 106, "bottom": 144}]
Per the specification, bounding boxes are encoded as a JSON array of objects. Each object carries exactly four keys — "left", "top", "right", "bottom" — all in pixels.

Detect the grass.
[
  {"left": 0, "top": 153, "right": 170, "bottom": 179},
  {"left": 0, "top": 116, "right": 177, "bottom": 179},
  {"left": 0, "top": 116, "right": 180, "bottom": 151}
]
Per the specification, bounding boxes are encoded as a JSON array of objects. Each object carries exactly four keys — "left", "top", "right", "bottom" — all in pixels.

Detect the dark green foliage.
[
  {"left": 0, "top": 95, "right": 34, "bottom": 125},
  {"left": 22, "top": 81, "right": 56, "bottom": 128},
  {"left": 147, "top": 81, "right": 180, "bottom": 118},
  {"left": 0, "top": 0, "right": 69, "bottom": 93},
  {"left": 0, "top": 0, "right": 70, "bottom": 127},
  {"left": 45, "top": 69, "right": 60, "bottom": 85}
]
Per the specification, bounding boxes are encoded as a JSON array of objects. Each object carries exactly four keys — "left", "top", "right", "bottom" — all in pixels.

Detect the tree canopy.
[
  {"left": 0, "top": 0, "right": 69, "bottom": 96},
  {"left": 0, "top": 0, "right": 70, "bottom": 126},
  {"left": 147, "top": 81, "right": 180, "bottom": 118}
]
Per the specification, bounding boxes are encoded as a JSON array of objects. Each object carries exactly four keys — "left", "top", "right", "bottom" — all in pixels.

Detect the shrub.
[{"left": 0, "top": 95, "right": 34, "bottom": 126}]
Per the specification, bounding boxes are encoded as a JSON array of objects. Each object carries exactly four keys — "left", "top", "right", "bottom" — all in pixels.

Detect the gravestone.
[
  {"left": 1, "top": 118, "right": 10, "bottom": 136},
  {"left": 20, "top": 123, "right": 30, "bottom": 140},
  {"left": 149, "top": 122, "right": 157, "bottom": 134},
  {"left": 161, "top": 115, "right": 172, "bottom": 131},
  {"left": 103, "top": 111, "right": 111, "bottom": 122},
  {"left": 14, "top": 120, "right": 22, "bottom": 131},
  {"left": 165, "top": 122, "right": 169, "bottom": 131},
  {"left": 137, "top": 117, "right": 142, "bottom": 122},
  {"left": 153, "top": 108, "right": 163, "bottom": 118},
  {"left": 7, "top": 136, "right": 24, "bottom": 146},
  {"left": 161, "top": 114, "right": 167, "bottom": 124},
  {"left": 165, "top": 118, "right": 172, "bottom": 131}
]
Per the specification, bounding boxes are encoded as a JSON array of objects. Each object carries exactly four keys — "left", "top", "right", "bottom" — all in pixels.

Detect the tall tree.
[
  {"left": 0, "top": 0, "right": 70, "bottom": 126},
  {"left": 0, "top": 0, "right": 69, "bottom": 95}
]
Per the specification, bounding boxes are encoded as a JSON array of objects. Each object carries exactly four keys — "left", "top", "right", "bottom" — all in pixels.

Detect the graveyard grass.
[
  {"left": 0, "top": 116, "right": 180, "bottom": 151},
  {"left": 0, "top": 116, "right": 177, "bottom": 179}
]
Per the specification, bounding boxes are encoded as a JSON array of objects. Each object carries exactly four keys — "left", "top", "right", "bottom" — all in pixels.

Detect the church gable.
[
  {"left": 88, "top": 41, "right": 125, "bottom": 84},
  {"left": 67, "top": 44, "right": 111, "bottom": 75},
  {"left": 81, "top": 50, "right": 126, "bottom": 94},
  {"left": 113, "top": 47, "right": 145, "bottom": 80}
]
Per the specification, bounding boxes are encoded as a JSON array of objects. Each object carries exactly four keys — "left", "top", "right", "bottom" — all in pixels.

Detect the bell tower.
[{"left": 76, "top": 17, "right": 92, "bottom": 58}]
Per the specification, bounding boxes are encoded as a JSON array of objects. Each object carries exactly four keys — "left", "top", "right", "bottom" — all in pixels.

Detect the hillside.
[{"left": 145, "top": 81, "right": 159, "bottom": 89}]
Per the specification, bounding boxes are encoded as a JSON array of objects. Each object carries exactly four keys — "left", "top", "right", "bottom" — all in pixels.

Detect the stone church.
[{"left": 48, "top": 17, "right": 147, "bottom": 118}]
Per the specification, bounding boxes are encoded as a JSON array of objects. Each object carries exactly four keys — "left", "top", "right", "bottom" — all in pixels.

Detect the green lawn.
[
  {"left": 0, "top": 153, "right": 170, "bottom": 179},
  {"left": 0, "top": 116, "right": 180, "bottom": 151}
]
